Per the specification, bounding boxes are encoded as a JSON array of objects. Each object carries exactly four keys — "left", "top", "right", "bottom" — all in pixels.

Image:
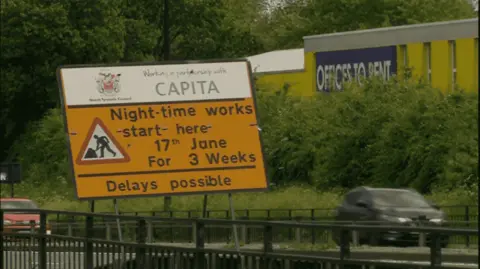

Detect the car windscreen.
[
  {"left": 0, "top": 200, "right": 39, "bottom": 210},
  {"left": 371, "top": 190, "right": 431, "bottom": 208}
]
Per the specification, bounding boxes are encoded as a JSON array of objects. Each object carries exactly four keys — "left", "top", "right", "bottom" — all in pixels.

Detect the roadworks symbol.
[{"left": 75, "top": 118, "right": 130, "bottom": 165}]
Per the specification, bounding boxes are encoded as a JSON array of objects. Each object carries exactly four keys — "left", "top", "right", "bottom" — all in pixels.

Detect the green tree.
[
  {"left": 0, "top": 0, "right": 127, "bottom": 159},
  {"left": 164, "top": 0, "right": 264, "bottom": 60},
  {"left": 0, "top": 0, "right": 264, "bottom": 160},
  {"left": 259, "top": 0, "right": 476, "bottom": 49},
  {"left": 118, "top": 0, "right": 265, "bottom": 60},
  {"left": 9, "top": 108, "right": 70, "bottom": 199}
]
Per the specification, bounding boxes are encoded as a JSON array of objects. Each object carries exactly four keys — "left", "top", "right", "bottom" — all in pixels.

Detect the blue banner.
[{"left": 315, "top": 46, "right": 397, "bottom": 92}]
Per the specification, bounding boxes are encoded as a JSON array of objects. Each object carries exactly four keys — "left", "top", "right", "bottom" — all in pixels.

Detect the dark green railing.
[
  {"left": 48, "top": 205, "right": 478, "bottom": 248},
  {"left": 99, "top": 205, "right": 478, "bottom": 222},
  {"left": 2, "top": 209, "right": 478, "bottom": 269}
]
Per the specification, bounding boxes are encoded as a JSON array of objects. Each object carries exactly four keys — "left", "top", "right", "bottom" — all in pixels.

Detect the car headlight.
[
  {"left": 379, "top": 214, "right": 412, "bottom": 223},
  {"left": 429, "top": 218, "right": 444, "bottom": 224},
  {"left": 3, "top": 220, "right": 12, "bottom": 225}
]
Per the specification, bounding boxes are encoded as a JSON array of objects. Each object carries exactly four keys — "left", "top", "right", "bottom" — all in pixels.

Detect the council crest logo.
[{"left": 96, "top": 71, "right": 121, "bottom": 96}]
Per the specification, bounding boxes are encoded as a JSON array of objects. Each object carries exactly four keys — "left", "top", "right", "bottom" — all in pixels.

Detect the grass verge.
[{"left": 2, "top": 185, "right": 477, "bottom": 216}]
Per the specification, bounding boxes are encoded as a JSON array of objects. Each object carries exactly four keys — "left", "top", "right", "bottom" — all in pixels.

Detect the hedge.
[{"left": 257, "top": 77, "right": 478, "bottom": 194}]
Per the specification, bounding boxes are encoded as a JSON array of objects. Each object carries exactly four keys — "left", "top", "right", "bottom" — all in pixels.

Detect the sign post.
[
  {"left": 0, "top": 163, "right": 22, "bottom": 197},
  {"left": 57, "top": 60, "right": 269, "bottom": 254},
  {"left": 113, "top": 199, "right": 125, "bottom": 265}
]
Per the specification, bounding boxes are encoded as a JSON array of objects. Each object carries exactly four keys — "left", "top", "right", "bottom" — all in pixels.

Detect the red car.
[{"left": 1, "top": 198, "right": 51, "bottom": 235}]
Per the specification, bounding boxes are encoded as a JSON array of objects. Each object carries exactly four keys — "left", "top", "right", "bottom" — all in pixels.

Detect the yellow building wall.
[
  {"left": 455, "top": 38, "right": 477, "bottom": 91},
  {"left": 255, "top": 52, "right": 316, "bottom": 97},
  {"left": 398, "top": 38, "right": 478, "bottom": 93},
  {"left": 429, "top": 40, "right": 451, "bottom": 92},
  {"left": 396, "top": 46, "right": 406, "bottom": 80},
  {"left": 304, "top": 52, "right": 316, "bottom": 94},
  {"left": 475, "top": 38, "right": 479, "bottom": 92},
  {"left": 256, "top": 38, "right": 478, "bottom": 96},
  {"left": 406, "top": 43, "right": 425, "bottom": 80},
  {"left": 255, "top": 71, "right": 311, "bottom": 96}
]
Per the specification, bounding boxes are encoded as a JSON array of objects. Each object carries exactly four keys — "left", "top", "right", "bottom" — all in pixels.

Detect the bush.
[
  {"left": 8, "top": 108, "right": 71, "bottom": 203},
  {"left": 257, "top": 77, "right": 478, "bottom": 194},
  {"left": 256, "top": 86, "right": 320, "bottom": 186},
  {"left": 6, "top": 77, "right": 478, "bottom": 203}
]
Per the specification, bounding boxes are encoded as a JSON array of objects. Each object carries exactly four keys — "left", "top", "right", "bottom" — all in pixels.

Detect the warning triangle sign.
[{"left": 75, "top": 118, "right": 130, "bottom": 165}]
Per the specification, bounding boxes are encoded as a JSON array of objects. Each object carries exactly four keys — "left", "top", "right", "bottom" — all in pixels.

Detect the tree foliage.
[
  {"left": 260, "top": 0, "right": 476, "bottom": 49},
  {"left": 0, "top": 0, "right": 265, "bottom": 158},
  {"left": 9, "top": 109, "right": 70, "bottom": 198},
  {"left": 257, "top": 78, "right": 478, "bottom": 194},
  {"left": 1, "top": 0, "right": 128, "bottom": 159}
]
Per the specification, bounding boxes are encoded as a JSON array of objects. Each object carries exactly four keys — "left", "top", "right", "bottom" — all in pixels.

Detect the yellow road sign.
[{"left": 57, "top": 60, "right": 268, "bottom": 200}]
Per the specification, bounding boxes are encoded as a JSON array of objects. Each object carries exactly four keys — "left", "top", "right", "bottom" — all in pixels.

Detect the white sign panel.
[{"left": 59, "top": 62, "right": 253, "bottom": 106}]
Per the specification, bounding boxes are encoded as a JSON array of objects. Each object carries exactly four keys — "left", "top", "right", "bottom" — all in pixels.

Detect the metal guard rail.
[
  {"left": 103, "top": 205, "right": 478, "bottom": 219},
  {"left": 1, "top": 209, "right": 478, "bottom": 269}
]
